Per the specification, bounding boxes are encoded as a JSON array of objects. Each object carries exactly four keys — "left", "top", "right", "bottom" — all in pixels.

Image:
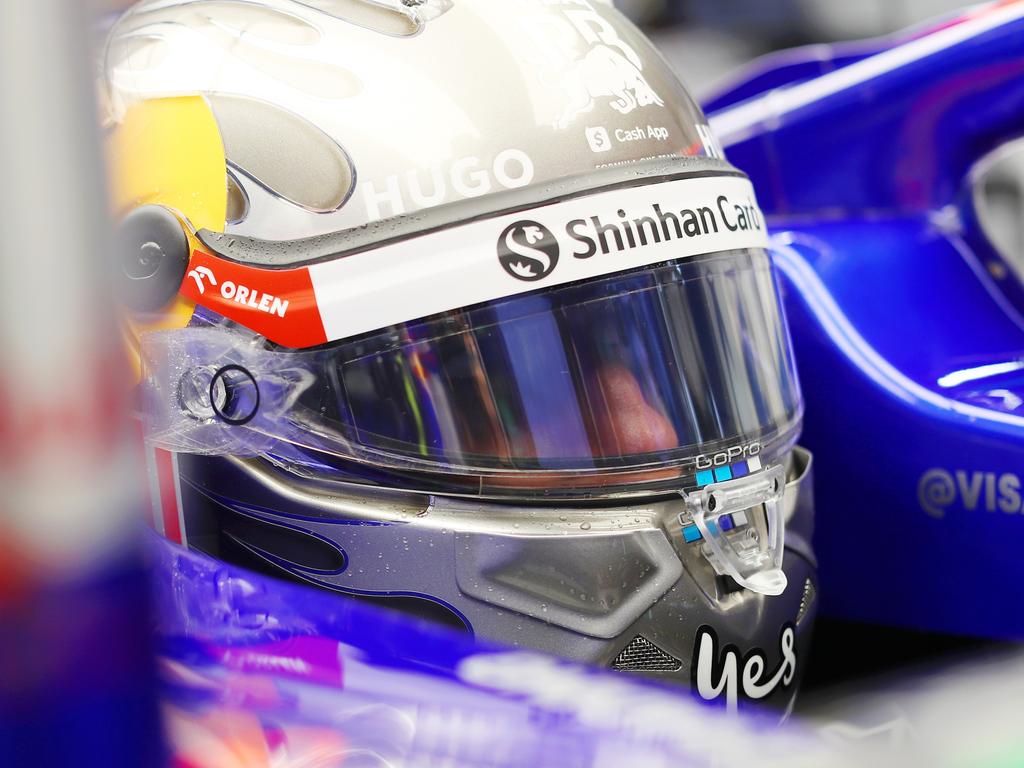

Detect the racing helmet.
[{"left": 104, "top": 0, "right": 818, "bottom": 711}]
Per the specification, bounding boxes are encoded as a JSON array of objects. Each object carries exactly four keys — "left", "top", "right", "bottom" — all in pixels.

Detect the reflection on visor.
[{"left": 142, "top": 249, "right": 801, "bottom": 494}]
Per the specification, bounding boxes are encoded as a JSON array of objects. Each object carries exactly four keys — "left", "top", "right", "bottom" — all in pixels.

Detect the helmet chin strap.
[{"left": 680, "top": 464, "right": 788, "bottom": 596}]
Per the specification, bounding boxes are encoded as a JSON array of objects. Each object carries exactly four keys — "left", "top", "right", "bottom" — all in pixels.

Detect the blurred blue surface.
[{"left": 708, "top": 4, "right": 1024, "bottom": 638}]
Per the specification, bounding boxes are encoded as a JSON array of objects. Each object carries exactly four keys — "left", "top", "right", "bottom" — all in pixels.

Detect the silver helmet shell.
[
  {"left": 105, "top": 0, "right": 720, "bottom": 239},
  {"left": 107, "top": 0, "right": 817, "bottom": 710}
]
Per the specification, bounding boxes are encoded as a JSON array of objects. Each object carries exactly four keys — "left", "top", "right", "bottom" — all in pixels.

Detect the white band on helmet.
[
  {"left": 181, "top": 173, "right": 769, "bottom": 348},
  {"left": 310, "top": 173, "right": 768, "bottom": 343}
]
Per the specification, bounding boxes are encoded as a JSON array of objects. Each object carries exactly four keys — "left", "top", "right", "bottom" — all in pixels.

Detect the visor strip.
[{"left": 181, "top": 175, "right": 768, "bottom": 348}]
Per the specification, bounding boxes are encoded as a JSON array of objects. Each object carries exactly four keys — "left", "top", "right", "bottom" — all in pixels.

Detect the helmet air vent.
[
  {"left": 208, "top": 94, "right": 355, "bottom": 213},
  {"left": 612, "top": 635, "right": 682, "bottom": 672}
]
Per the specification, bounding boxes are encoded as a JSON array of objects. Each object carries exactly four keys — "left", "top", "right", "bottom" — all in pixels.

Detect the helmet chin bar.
[
  {"left": 168, "top": 447, "right": 817, "bottom": 704},
  {"left": 681, "top": 464, "right": 788, "bottom": 596}
]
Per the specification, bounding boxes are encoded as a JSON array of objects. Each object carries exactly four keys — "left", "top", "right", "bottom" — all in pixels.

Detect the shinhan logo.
[
  {"left": 187, "top": 265, "right": 290, "bottom": 318},
  {"left": 497, "top": 221, "right": 560, "bottom": 282},
  {"left": 495, "top": 191, "right": 761, "bottom": 284}
]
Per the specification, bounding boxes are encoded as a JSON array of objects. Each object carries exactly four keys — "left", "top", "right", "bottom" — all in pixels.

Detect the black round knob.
[{"left": 115, "top": 205, "right": 190, "bottom": 312}]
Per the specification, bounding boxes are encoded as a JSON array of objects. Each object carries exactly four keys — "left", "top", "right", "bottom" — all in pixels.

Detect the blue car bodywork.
[{"left": 706, "top": 2, "right": 1024, "bottom": 639}]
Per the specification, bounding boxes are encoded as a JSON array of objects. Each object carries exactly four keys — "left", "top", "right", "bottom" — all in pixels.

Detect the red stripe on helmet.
[
  {"left": 180, "top": 250, "right": 328, "bottom": 349},
  {"left": 133, "top": 418, "right": 157, "bottom": 531},
  {"left": 155, "top": 448, "right": 183, "bottom": 545}
]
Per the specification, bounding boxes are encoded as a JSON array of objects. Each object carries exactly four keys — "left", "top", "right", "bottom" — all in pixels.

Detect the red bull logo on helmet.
[
  {"left": 562, "top": 43, "right": 664, "bottom": 125},
  {"left": 522, "top": 1, "right": 665, "bottom": 129}
]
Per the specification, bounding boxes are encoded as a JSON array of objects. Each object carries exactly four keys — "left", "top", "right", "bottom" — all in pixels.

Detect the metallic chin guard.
[
  {"left": 168, "top": 445, "right": 817, "bottom": 711},
  {"left": 681, "top": 465, "right": 788, "bottom": 596}
]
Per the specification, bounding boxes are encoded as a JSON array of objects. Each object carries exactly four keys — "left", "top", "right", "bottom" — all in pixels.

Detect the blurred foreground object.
[
  {"left": 0, "top": 0, "right": 161, "bottom": 764},
  {"left": 706, "top": 1, "right": 1024, "bottom": 638},
  {"left": 151, "top": 532, "right": 1024, "bottom": 768},
  {"left": 806, "top": 651, "right": 1024, "bottom": 766},
  {"left": 151, "top": 531, "right": 838, "bottom": 768}
]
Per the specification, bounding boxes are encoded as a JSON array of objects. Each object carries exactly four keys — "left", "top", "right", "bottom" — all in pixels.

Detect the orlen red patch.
[{"left": 180, "top": 251, "right": 327, "bottom": 349}]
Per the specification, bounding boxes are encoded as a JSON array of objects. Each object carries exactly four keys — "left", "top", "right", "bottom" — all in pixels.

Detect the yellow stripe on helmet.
[{"left": 106, "top": 95, "right": 228, "bottom": 375}]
